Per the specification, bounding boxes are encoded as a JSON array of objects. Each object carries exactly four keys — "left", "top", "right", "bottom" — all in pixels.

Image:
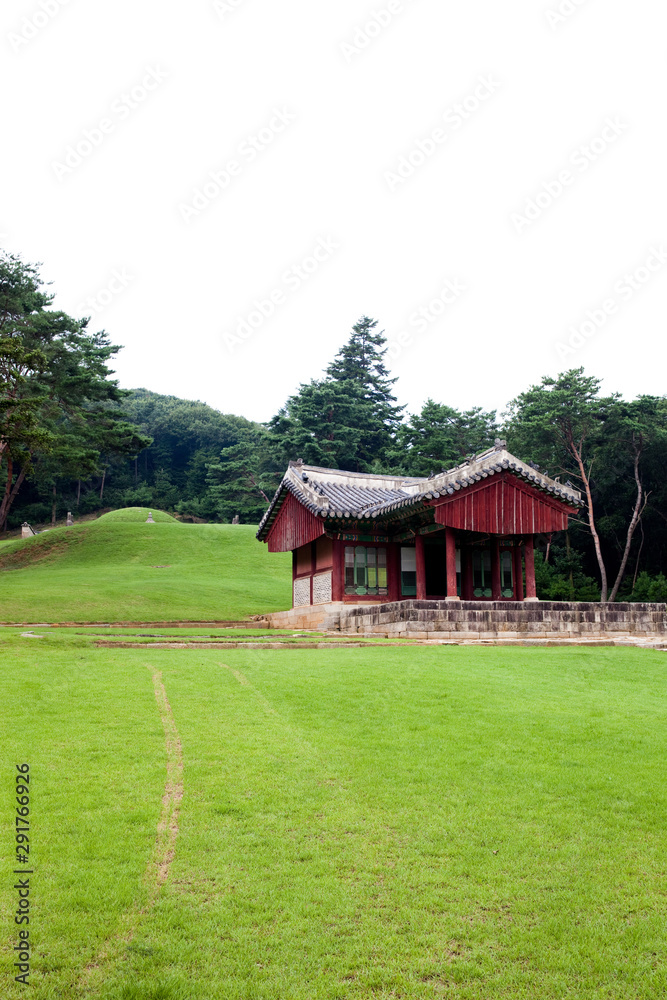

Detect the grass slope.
[
  {"left": 0, "top": 518, "right": 291, "bottom": 622},
  {"left": 0, "top": 632, "right": 665, "bottom": 998}
]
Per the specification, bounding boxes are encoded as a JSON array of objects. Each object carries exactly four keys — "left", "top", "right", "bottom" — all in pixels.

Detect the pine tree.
[
  {"left": 391, "top": 400, "right": 498, "bottom": 476},
  {"left": 271, "top": 317, "right": 403, "bottom": 472},
  {"left": 0, "top": 252, "right": 149, "bottom": 529},
  {"left": 271, "top": 379, "right": 364, "bottom": 470},
  {"left": 325, "top": 316, "right": 403, "bottom": 467}
]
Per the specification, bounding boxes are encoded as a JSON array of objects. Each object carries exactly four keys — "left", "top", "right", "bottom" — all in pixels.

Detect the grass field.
[
  {"left": 1, "top": 627, "right": 665, "bottom": 999},
  {"left": 0, "top": 511, "right": 291, "bottom": 622}
]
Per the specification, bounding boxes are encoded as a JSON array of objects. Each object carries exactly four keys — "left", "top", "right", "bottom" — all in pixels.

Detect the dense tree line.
[{"left": 3, "top": 254, "right": 666, "bottom": 601}]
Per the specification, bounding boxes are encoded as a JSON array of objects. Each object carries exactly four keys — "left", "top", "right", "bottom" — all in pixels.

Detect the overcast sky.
[{"left": 3, "top": 0, "right": 665, "bottom": 424}]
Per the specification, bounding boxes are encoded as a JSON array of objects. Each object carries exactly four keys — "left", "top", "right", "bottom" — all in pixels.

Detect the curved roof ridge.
[{"left": 257, "top": 450, "right": 583, "bottom": 540}]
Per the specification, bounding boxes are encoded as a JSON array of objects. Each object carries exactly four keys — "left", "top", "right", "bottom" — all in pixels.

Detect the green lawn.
[
  {"left": 0, "top": 517, "right": 291, "bottom": 622},
  {"left": 1, "top": 629, "right": 664, "bottom": 998}
]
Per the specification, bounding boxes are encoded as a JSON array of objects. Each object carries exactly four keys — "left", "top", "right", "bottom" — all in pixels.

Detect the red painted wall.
[
  {"left": 266, "top": 491, "right": 326, "bottom": 552},
  {"left": 430, "top": 473, "right": 571, "bottom": 534}
]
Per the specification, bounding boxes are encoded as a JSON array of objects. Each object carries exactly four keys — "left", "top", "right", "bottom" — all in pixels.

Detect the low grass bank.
[
  {"left": 0, "top": 519, "right": 291, "bottom": 622},
  {"left": 0, "top": 631, "right": 664, "bottom": 998}
]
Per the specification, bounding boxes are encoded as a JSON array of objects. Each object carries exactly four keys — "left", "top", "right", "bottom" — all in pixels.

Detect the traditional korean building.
[{"left": 257, "top": 442, "right": 583, "bottom": 610}]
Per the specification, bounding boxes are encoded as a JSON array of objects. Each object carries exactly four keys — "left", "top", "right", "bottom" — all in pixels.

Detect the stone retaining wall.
[
  {"left": 261, "top": 600, "right": 667, "bottom": 638},
  {"left": 337, "top": 600, "right": 667, "bottom": 639},
  {"left": 261, "top": 602, "right": 348, "bottom": 631}
]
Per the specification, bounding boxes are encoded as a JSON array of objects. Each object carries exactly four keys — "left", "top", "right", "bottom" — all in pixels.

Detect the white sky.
[{"left": 3, "top": 0, "right": 665, "bottom": 424}]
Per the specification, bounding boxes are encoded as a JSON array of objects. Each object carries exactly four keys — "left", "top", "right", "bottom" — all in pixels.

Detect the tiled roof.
[{"left": 256, "top": 446, "right": 583, "bottom": 540}]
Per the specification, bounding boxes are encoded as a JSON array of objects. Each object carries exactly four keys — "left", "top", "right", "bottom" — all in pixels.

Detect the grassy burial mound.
[
  {"left": 0, "top": 511, "right": 291, "bottom": 622},
  {"left": 96, "top": 506, "right": 179, "bottom": 523}
]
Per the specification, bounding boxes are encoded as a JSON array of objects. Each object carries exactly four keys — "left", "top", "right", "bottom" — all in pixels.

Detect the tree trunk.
[
  {"left": 51, "top": 484, "right": 57, "bottom": 527},
  {"left": 77, "top": 479, "right": 81, "bottom": 507},
  {"left": 632, "top": 520, "right": 645, "bottom": 591},
  {"left": 569, "top": 436, "right": 608, "bottom": 602},
  {"left": 99, "top": 466, "right": 107, "bottom": 501},
  {"left": 565, "top": 529, "right": 574, "bottom": 597},
  {"left": 0, "top": 460, "right": 28, "bottom": 529},
  {"left": 609, "top": 444, "right": 646, "bottom": 602}
]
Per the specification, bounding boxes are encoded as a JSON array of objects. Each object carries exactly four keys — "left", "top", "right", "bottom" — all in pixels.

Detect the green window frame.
[{"left": 344, "top": 545, "right": 388, "bottom": 596}]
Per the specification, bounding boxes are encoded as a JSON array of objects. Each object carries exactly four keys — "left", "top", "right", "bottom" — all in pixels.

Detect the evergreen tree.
[
  {"left": 504, "top": 369, "right": 615, "bottom": 601},
  {"left": 205, "top": 436, "right": 281, "bottom": 524},
  {"left": 325, "top": 316, "right": 403, "bottom": 467},
  {"left": 271, "top": 316, "right": 403, "bottom": 472},
  {"left": 0, "top": 252, "right": 149, "bottom": 529},
  {"left": 392, "top": 400, "right": 498, "bottom": 476},
  {"left": 270, "top": 379, "right": 364, "bottom": 470}
]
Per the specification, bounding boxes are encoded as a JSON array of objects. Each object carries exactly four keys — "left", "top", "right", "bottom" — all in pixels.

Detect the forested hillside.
[{"left": 3, "top": 253, "right": 667, "bottom": 602}]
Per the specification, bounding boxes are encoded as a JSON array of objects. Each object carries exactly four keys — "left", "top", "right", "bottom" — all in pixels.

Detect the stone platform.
[{"left": 262, "top": 600, "right": 667, "bottom": 640}]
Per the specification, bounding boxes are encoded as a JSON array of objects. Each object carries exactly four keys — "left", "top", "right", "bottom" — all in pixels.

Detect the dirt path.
[
  {"left": 149, "top": 668, "right": 184, "bottom": 886},
  {"left": 77, "top": 667, "right": 183, "bottom": 993}
]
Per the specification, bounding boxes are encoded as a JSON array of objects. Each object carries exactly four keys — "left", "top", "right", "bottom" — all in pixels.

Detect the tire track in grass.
[
  {"left": 221, "top": 662, "right": 322, "bottom": 763},
  {"left": 79, "top": 667, "right": 183, "bottom": 991},
  {"left": 148, "top": 667, "right": 184, "bottom": 887}
]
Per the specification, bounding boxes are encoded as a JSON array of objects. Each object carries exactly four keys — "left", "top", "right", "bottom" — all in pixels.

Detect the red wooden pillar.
[
  {"left": 331, "top": 539, "right": 344, "bottom": 602},
  {"left": 491, "top": 538, "right": 502, "bottom": 601},
  {"left": 513, "top": 542, "right": 524, "bottom": 601},
  {"left": 415, "top": 533, "right": 426, "bottom": 600},
  {"left": 445, "top": 526, "right": 459, "bottom": 599},
  {"left": 388, "top": 543, "right": 401, "bottom": 603},
  {"left": 524, "top": 535, "right": 538, "bottom": 600},
  {"left": 291, "top": 550, "right": 297, "bottom": 607},
  {"left": 462, "top": 545, "right": 474, "bottom": 600}
]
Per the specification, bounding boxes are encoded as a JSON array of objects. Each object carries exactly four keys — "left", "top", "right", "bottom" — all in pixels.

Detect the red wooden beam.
[
  {"left": 415, "top": 534, "right": 426, "bottom": 600},
  {"left": 388, "top": 543, "right": 400, "bottom": 603},
  {"left": 524, "top": 535, "right": 537, "bottom": 600},
  {"left": 331, "top": 539, "right": 343, "bottom": 602},
  {"left": 445, "top": 526, "right": 458, "bottom": 599}
]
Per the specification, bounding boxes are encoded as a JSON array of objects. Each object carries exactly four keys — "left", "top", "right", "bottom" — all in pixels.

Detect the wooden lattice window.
[{"left": 344, "top": 546, "right": 388, "bottom": 596}]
